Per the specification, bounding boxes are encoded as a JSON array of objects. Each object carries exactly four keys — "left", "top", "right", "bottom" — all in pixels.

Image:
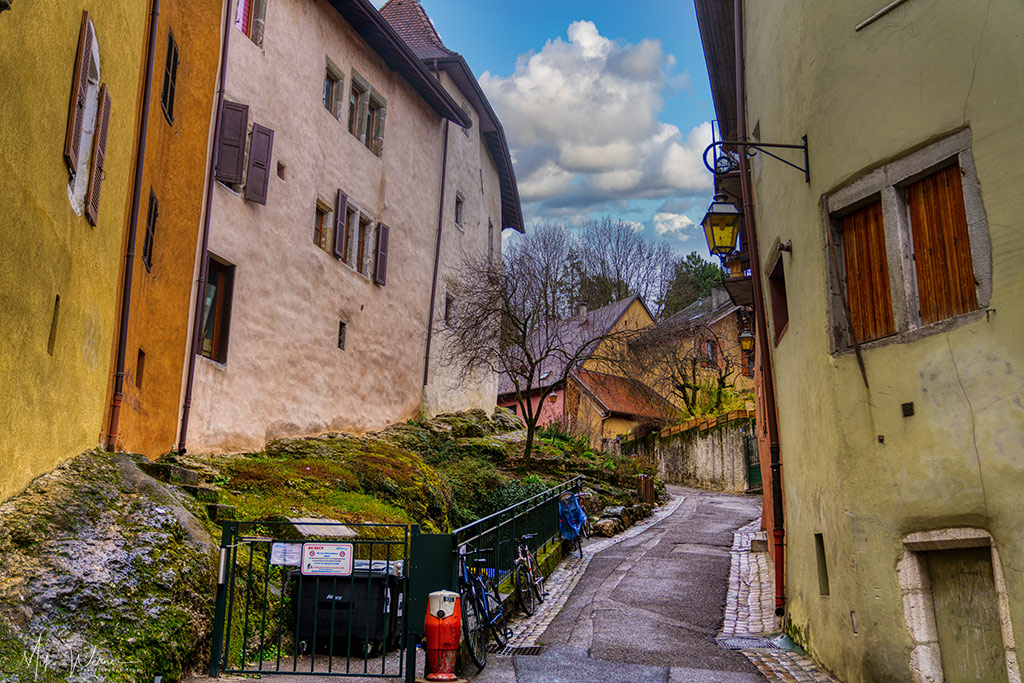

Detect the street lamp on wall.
[
  {"left": 701, "top": 193, "right": 742, "bottom": 258},
  {"left": 739, "top": 329, "right": 755, "bottom": 353}
]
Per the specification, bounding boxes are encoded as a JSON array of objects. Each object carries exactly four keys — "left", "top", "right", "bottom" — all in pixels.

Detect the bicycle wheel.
[
  {"left": 515, "top": 564, "right": 535, "bottom": 616},
  {"left": 461, "top": 589, "right": 487, "bottom": 670},
  {"left": 528, "top": 552, "right": 545, "bottom": 603},
  {"left": 575, "top": 535, "right": 583, "bottom": 559},
  {"left": 581, "top": 515, "right": 592, "bottom": 539},
  {"left": 484, "top": 580, "right": 508, "bottom": 648}
]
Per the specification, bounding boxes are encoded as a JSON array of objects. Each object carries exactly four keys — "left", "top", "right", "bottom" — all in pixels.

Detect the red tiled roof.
[
  {"left": 573, "top": 369, "right": 675, "bottom": 422},
  {"left": 379, "top": 0, "right": 454, "bottom": 60}
]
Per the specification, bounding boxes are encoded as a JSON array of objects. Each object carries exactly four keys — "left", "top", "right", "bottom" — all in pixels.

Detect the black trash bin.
[{"left": 292, "top": 560, "right": 404, "bottom": 656}]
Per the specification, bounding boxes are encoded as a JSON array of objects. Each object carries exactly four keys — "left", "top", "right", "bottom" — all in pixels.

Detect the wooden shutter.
[
  {"left": 373, "top": 223, "right": 389, "bottom": 285},
  {"left": 243, "top": 123, "right": 273, "bottom": 205},
  {"left": 840, "top": 199, "right": 895, "bottom": 343},
  {"left": 907, "top": 163, "right": 977, "bottom": 325},
  {"left": 332, "top": 190, "right": 348, "bottom": 259},
  {"left": 85, "top": 85, "right": 111, "bottom": 226},
  {"left": 214, "top": 100, "right": 248, "bottom": 184},
  {"left": 65, "top": 11, "right": 94, "bottom": 170}
]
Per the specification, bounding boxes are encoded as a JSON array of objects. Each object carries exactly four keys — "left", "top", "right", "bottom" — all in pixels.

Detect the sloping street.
[{"left": 471, "top": 486, "right": 765, "bottom": 682}]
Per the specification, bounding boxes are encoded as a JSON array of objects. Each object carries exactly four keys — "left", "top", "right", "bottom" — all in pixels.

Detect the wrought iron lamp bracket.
[{"left": 703, "top": 135, "right": 810, "bottom": 183}]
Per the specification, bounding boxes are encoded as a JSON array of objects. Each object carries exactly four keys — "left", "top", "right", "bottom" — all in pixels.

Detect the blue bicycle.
[{"left": 458, "top": 547, "right": 509, "bottom": 670}]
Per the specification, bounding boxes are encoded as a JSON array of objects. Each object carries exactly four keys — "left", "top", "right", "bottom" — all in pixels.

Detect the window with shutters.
[
  {"left": 313, "top": 200, "right": 332, "bottom": 253},
  {"left": 825, "top": 129, "right": 992, "bottom": 352},
  {"left": 235, "top": 0, "right": 267, "bottom": 47},
  {"left": 65, "top": 11, "right": 110, "bottom": 222},
  {"left": 243, "top": 123, "right": 274, "bottom": 205},
  {"left": 143, "top": 189, "right": 158, "bottom": 271},
  {"left": 201, "top": 256, "right": 235, "bottom": 363},
  {"left": 161, "top": 31, "right": 179, "bottom": 124},
  {"left": 348, "top": 70, "right": 386, "bottom": 156}
]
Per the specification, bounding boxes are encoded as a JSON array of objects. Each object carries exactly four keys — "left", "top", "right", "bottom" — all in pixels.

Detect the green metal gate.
[
  {"left": 745, "top": 435, "right": 762, "bottom": 490},
  {"left": 209, "top": 520, "right": 418, "bottom": 680}
]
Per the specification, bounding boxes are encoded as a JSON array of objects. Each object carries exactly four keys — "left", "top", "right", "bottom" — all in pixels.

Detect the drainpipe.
[
  {"left": 734, "top": 0, "right": 786, "bottom": 615},
  {"left": 106, "top": 0, "right": 159, "bottom": 451},
  {"left": 177, "top": 0, "right": 233, "bottom": 453},
  {"left": 422, "top": 110, "right": 450, "bottom": 389}
]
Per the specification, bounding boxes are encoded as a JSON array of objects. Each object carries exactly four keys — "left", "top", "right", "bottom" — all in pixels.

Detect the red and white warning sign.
[{"left": 300, "top": 542, "right": 354, "bottom": 576}]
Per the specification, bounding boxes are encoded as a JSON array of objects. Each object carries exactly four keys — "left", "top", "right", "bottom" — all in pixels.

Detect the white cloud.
[
  {"left": 653, "top": 212, "right": 696, "bottom": 238},
  {"left": 480, "top": 21, "right": 713, "bottom": 213}
]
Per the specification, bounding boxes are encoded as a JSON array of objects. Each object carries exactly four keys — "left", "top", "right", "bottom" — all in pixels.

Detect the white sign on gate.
[{"left": 300, "top": 542, "right": 354, "bottom": 576}]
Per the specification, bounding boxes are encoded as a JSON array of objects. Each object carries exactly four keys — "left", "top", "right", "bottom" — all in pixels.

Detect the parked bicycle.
[
  {"left": 513, "top": 533, "right": 546, "bottom": 616},
  {"left": 458, "top": 546, "right": 509, "bottom": 670}
]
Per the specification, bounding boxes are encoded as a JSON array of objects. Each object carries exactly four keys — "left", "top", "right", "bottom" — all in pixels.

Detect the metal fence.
[
  {"left": 209, "top": 520, "right": 414, "bottom": 678},
  {"left": 452, "top": 475, "right": 583, "bottom": 588}
]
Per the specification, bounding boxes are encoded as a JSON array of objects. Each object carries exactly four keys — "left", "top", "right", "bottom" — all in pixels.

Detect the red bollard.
[{"left": 423, "top": 590, "right": 461, "bottom": 681}]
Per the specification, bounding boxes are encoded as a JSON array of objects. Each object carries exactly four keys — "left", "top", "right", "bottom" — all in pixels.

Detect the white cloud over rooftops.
[{"left": 480, "top": 20, "right": 713, "bottom": 217}]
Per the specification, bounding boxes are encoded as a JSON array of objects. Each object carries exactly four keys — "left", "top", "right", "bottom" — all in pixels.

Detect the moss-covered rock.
[{"left": 0, "top": 450, "right": 217, "bottom": 682}]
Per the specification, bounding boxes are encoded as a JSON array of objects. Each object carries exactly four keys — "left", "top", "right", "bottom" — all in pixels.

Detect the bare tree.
[
  {"left": 440, "top": 225, "right": 635, "bottom": 463},
  {"left": 627, "top": 320, "right": 743, "bottom": 418},
  {"left": 573, "top": 217, "right": 676, "bottom": 317}
]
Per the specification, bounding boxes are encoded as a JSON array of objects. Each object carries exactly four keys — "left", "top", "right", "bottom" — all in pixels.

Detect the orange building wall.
[{"left": 103, "top": 0, "right": 223, "bottom": 456}]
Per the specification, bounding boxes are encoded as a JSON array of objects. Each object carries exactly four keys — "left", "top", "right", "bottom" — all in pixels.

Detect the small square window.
[
  {"left": 444, "top": 292, "right": 457, "bottom": 328},
  {"left": 768, "top": 257, "right": 789, "bottom": 344},
  {"left": 201, "top": 256, "right": 235, "bottom": 363},
  {"left": 337, "top": 319, "right": 347, "bottom": 350},
  {"left": 454, "top": 193, "right": 465, "bottom": 228},
  {"left": 135, "top": 349, "right": 146, "bottom": 388}
]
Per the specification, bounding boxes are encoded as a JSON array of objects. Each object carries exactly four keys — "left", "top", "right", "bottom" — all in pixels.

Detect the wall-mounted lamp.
[
  {"left": 778, "top": 240, "right": 792, "bottom": 253},
  {"left": 701, "top": 193, "right": 742, "bottom": 257},
  {"left": 739, "top": 329, "right": 755, "bottom": 353}
]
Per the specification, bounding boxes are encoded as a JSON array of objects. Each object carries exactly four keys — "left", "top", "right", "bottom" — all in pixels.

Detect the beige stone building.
[
  {"left": 697, "top": 1, "right": 1024, "bottom": 681},
  {"left": 183, "top": 0, "right": 520, "bottom": 453},
  {"left": 380, "top": 0, "right": 524, "bottom": 417}
]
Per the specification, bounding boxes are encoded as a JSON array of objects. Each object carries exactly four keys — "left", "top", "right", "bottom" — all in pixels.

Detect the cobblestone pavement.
[{"left": 724, "top": 519, "right": 840, "bottom": 683}]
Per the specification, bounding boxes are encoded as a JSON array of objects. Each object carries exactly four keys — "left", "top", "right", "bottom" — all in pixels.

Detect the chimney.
[{"left": 711, "top": 286, "right": 730, "bottom": 310}]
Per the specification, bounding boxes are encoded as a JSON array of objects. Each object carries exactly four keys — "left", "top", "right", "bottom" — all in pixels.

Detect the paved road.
[{"left": 470, "top": 486, "right": 765, "bottom": 683}]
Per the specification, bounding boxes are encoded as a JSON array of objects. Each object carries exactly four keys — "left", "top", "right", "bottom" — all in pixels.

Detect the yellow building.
[
  {"left": 698, "top": 1, "right": 1024, "bottom": 680},
  {"left": 0, "top": 3, "right": 150, "bottom": 501},
  {"left": 101, "top": 0, "right": 224, "bottom": 457}
]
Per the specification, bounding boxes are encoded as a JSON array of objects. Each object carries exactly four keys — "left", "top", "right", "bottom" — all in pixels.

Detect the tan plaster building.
[
  {"left": 183, "top": 0, "right": 520, "bottom": 453},
  {"left": 697, "top": 1, "right": 1024, "bottom": 680}
]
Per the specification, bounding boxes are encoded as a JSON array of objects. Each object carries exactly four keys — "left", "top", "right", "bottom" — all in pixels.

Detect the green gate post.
[
  {"left": 407, "top": 529, "right": 457, "bottom": 682},
  {"left": 404, "top": 525, "right": 420, "bottom": 683},
  {"left": 209, "top": 520, "right": 235, "bottom": 677}
]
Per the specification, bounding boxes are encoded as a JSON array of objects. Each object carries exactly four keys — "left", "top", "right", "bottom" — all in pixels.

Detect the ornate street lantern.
[
  {"left": 739, "top": 329, "right": 755, "bottom": 353},
  {"left": 701, "top": 193, "right": 742, "bottom": 257}
]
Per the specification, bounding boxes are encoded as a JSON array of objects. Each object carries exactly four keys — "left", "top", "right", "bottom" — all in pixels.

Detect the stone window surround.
[
  {"left": 348, "top": 69, "right": 386, "bottom": 156},
  {"left": 323, "top": 56, "right": 343, "bottom": 120},
  {"left": 821, "top": 128, "right": 992, "bottom": 355},
  {"left": 897, "top": 528, "right": 1019, "bottom": 682},
  {"left": 341, "top": 198, "right": 376, "bottom": 279},
  {"left": 312, "top": 196, "right": 333, "bottom": 253}
]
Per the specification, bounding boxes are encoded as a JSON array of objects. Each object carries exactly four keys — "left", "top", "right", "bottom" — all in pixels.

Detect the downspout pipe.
[
  {"left": 177, "top": 0, "right": 233, "bottom": 453},
  {"left": 106, "top": 0, "right": 159, "bottom": 451},
  {"left": 734, "top": 0, "right": 786, "bottom": 615},
  {"left": 422, "top": 111, "right": 450, "bottom": 389}
]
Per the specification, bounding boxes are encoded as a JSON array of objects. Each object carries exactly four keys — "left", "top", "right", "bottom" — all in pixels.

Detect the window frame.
[
  {"left": 200, "top": 255, "right": 235, "bottom": 364},
  {"left": 313, "top": 199, "right": 333, "bottom": 253},
  {"left": 348, "top": 70, "right": 386, "bottom": 156},
  {"left": 823, "top": 129, "right": 992, "bottom": 353},
  {"left": 323, "top": 59, "right": 342, "bottom": 119},
  {"left": 160, "top": 30, "right": 179, "bottom": 125}
]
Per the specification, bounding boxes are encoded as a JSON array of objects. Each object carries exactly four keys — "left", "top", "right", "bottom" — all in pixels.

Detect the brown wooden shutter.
[
  {"left": 214, "top": 100, "right": 248, "bottom": 184},
  {"left": 907, "top": 163, "right": 977, "bottom": 325},
  {"left": 840, "top": 199, "right": 895, "bottom": 343},
  {"left": 373, "top": 223, "right": 389, "bottom": 285},
  {"left": 85, "top": 85, "right": 111, "bottom": 226},
  {"left": 65, "top": 11, "right": 94, "bottom": 170},
  {"left": 243, "top": 123, "right": 273, "bottom": 205},
  {"left": 332, "top": 189, "right": 348, "bottom": 259}
]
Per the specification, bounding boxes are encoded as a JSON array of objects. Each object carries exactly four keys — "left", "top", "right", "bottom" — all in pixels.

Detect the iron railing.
[{"left": 452, "top": 475, "right": 583, "bottom": 588}]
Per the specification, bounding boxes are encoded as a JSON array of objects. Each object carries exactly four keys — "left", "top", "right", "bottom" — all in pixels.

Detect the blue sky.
[{"left": 375, "top": 1, "right": 717, "bottom": 260}]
